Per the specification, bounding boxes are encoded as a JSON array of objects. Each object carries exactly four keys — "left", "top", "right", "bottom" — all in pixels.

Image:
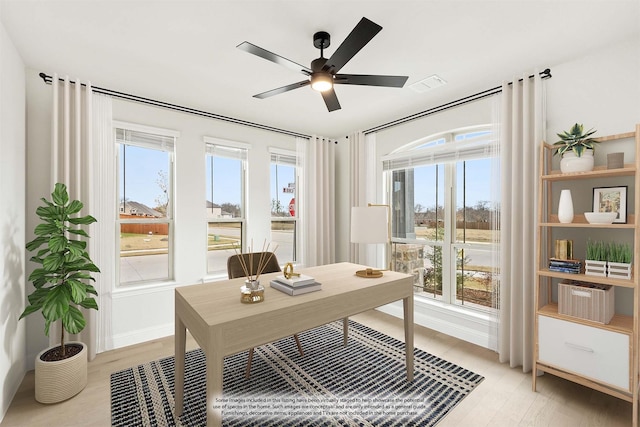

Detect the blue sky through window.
[{"left": 119, "top": 144, "right": 169, "bottom": 209}]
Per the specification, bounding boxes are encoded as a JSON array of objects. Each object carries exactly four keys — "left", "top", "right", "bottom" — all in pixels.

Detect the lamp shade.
[{"left": 350, "top": 206, "right": 388, "bottom": 244}]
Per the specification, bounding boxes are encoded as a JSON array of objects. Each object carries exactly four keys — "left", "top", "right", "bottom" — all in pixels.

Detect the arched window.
[{"left": 383, "top": 125, "right": 500, "bottom": 312}]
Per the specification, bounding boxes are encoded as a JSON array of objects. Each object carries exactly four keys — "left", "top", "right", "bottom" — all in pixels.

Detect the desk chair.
[{"left": 227, "top": 252, "right": 304, "bottom": 378}]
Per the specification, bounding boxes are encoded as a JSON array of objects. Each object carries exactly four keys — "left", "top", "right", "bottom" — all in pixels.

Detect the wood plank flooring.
[{"left": 1, "top": 310, "right": 633, "bottom": 426}]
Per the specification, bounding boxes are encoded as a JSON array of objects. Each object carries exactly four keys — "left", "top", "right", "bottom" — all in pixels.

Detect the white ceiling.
[{"left": 1, "top": 0, "right": 638, "bottom": 138}]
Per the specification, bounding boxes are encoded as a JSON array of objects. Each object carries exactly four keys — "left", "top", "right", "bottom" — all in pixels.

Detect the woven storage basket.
[{"left": 558, "top": 281, "right": 614, "bottom": 324}]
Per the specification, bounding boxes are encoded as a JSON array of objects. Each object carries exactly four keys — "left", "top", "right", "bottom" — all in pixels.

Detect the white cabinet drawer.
[{"left": 538, "top": 315, "right": 629, "bottom": 390}]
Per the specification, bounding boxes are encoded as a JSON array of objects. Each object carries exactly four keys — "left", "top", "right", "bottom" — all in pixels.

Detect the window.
[
  {"left": 385, "top": 127, "right": 499, "bottom": 312},
  {"left": 205, "top": 138, "right": 248, "bottom": 275},
  {"left": 270, "top": 150, "right": 298, "bottom": 263},
  {"left": 116, "top": 125, "right": 176, "bottom": 286}
]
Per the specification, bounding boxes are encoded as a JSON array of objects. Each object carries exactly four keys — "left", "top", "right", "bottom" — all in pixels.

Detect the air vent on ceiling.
[{"left": 408, "top": 74, "right": 447, "bottom": 93}]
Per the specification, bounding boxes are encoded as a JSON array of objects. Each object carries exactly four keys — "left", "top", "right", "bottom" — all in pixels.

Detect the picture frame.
[{"left": 593, "top": 186, "right": 627, "bottom": 223}]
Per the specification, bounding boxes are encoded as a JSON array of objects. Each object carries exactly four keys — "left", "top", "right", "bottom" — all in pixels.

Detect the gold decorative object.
[
  {"left": 235, "top": 240, "right": 278, "bottom": 304},
  {"left": 356, "top": 268, "right": 384, "bottom": 278},
  {"left": 554, "top": 239, "right": 573, "bottom": 260},
  {"left": 283, "top": 262, "right": 301, "bottom": 280}
]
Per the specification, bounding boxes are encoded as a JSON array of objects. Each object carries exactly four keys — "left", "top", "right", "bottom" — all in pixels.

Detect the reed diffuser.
[{"left": 234, "top": 240, "right": 279, "bottom": 304}]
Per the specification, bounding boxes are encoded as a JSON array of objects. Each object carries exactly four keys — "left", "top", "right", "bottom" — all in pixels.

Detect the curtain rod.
[
  {"left": 38, "top": 72, "right": 312, "bottom": 139},
  {"left": 363, "top": 68, "right": 551, "bottom": 135}
]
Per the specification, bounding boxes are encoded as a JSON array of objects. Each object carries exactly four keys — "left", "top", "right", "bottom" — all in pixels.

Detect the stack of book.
[
  {"left": 548, "top": 258, "right": 582, "bottom": 274},
  {"left": 270, "top": 274, "right": 322, "bottom": 296}
]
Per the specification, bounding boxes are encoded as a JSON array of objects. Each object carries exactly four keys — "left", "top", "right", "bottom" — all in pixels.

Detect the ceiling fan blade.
[
  {"left": 321, "top": 88, "right": 341, "bottom": 112},
  {"left": 334, "top": 74, "right": 408, "bottom": 87},
  {"left": 253, "top": 80, "right": 310, "bottom": 99},
  {"left": 322, "top": 17, "right": 382, "bottom": 74},
  {"left": 237, "top": 41, "right": 312, "bottom": 75}
]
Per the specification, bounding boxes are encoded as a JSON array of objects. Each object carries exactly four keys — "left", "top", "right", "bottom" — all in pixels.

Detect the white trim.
[
  {"left": 269, "top": 146, "right": 296, "bottom": 157},
  {"left": 203, "top": 135, "right": 252, "bottom": 150},
  {"left": 377, "top": 298, "right": 498, "bottom": 351},
  {"left": 113, "top": 120, "right": 180, "bottom": 138},
  {"left": 112, "top": 280, "right": 179, "bottom": 297},
  {"left": 111, "top": 323, "right": 174, "bottom": 349}
]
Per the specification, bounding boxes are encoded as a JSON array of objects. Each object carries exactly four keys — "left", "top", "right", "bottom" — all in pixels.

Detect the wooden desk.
[{"left": 174, "top": 262, "right": 414, "bottom": 427}]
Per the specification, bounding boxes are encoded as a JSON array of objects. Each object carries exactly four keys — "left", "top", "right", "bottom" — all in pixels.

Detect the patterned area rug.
[{"left": 111, "top": 320, "right": 483, "bottom": 426}]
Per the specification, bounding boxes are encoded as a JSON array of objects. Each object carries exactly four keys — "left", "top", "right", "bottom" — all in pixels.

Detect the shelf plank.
[
  {"left": 594, "top": 131, "right": 636, "bottom": 142},
  {"left": 538, "top": 303, "right": 634, "bottom": 334},
  {"left": 542, "top": 165, "right": 635, "bottom": 181},
  {"left": 537, "top": 269, "right": 635, "bottom": 288},
  {"left": 541, "top": 214, "right": 636, "bottom": 227},
  {"left": 535, "top": 363, "right": 633, "bottom": 401}
]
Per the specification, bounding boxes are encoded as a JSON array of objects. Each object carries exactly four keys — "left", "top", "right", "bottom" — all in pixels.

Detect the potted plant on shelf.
[
  {"left": 608, "top": 242, "right": 632, "bottom": 280},
  {"left": 585, "top": 239, "right": 607, "bottom": 277},
  {"left": 20, "top": 183, "right": 100, "bottom": 403},
  {"left": 553, "top": 123, "right": 599, "bottom": 173}
]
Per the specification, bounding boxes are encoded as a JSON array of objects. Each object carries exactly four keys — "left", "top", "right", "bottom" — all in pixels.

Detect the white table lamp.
[{"left": 351, "top": 205, "right": 391, "bottom": 274}]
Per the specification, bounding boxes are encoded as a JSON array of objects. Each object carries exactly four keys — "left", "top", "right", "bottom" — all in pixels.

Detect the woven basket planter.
[{"left": 35, "top": 341, "right": 87, "bottom": 404}]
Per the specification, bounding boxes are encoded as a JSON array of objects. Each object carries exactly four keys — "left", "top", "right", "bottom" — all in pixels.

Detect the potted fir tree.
[
  {"left": 553, "top": 123, "right": 599, "bottom": 173},
  {"left": 20, "top": 183, "right": 100, "bottom": 403}
]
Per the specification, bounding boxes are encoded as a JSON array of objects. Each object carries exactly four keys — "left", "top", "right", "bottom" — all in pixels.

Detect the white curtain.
[
  {"left": 49, "top": 75, "right": 114, "bottom": 359},
  {"left": 349, "top": 131, "right": 378, "bottom": 265},
  {"left": 297, "top": 135, "right": 335, "bottom": 266},
  {"left": 498, "top": 71, "right": 544, "bottom": 370},
  {"left": 91, "top": 95, "right": 115, "bottom": 353}
]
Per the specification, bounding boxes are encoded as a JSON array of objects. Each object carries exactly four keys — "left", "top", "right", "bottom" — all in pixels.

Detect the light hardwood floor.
[{"left": 1, "top": 309, "right": 633, "bottom": 426}]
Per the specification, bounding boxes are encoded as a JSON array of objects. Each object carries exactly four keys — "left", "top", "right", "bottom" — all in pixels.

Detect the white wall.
[
  {"left": 546, "top": 35, "right": 640, "bottom": 139},
  {"left": 0, "top": 17, "right": 26, "bottom": 423},
  {"left": 24, "top": 74, "right": 299, "bottom": 350}
]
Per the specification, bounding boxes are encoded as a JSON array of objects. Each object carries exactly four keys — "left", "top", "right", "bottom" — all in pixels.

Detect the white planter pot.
[
  {"left": 608, "top": 261, "right": 632, "bottom": 280},
  {"left": 560, "top": 150, "right": 594, "bottom": 173},
  {"left": 585, "top": 260, "right": 607, "bottom": 277},
  {"left": 35, "top": 341, "right": 87, "bottom": 404}
]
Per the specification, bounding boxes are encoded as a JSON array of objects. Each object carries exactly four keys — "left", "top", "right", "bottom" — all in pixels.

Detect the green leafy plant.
[
  {"left": 553, "top": 123, "right": 598, "bottom": 157},
  {"left": 20, "top": 183, "right": 100, "bottom": 358},
  {"left": 586, "top": 239, "right": 608, "bottom": 262},
  {"left": 609, "top": 242, "right": 632, "bottom": 264}
]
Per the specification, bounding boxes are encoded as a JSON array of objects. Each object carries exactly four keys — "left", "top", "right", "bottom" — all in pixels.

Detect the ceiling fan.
[{"left": 237, "top": 17, "right": 409, "bottom": 112}]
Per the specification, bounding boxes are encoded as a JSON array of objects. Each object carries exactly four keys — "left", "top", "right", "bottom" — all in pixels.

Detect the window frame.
[
  {"left": 269, "top": 147, "right": 298, "bottom": 263},
  {"left": 384, "top": 125, "right": 499, "bottom": 312},
  {"left": 114, "top": 121, "right": 179, "bottom": 287},
  {"left": 204, "top": 137, "right": 250, "bottom": 276}
]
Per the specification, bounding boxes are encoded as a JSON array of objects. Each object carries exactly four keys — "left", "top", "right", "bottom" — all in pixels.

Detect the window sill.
[
  {"left": 113, "top": 280, "right": 180, "bottom": 297},
  {"left": 376, "top": 296, "right": 498, "bottom": 351}
]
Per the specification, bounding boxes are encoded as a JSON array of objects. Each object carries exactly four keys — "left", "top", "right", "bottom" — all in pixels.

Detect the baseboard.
[
  {"left": 376, "top": 299, "right": 498, "bottom": 351},
  {"left": 1, "top": 359, "right": 26, "bottom": 424},
  {"left": 111, "top": 323, "right": 174, "bottom": 349}
]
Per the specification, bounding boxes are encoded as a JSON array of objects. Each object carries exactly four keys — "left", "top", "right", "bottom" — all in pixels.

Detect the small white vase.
[
  {"left": 560, "top": 150, "right": 594, "bottom": 173},
  {"left": 557, "top": 189, "right": 574, "bottom": 223}
]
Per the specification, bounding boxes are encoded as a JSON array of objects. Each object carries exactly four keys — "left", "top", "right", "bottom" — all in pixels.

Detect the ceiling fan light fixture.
[{"left": 310, "top": 73, "right": 333, "bottom": 92}]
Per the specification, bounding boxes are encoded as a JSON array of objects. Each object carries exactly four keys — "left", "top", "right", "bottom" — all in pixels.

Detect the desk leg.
[
  {"left": 343, "top": 317, "right": 349, "bottom": 346},
  {"left": 174, "top": 314, "right": 186, "bottom": 417},
  {"left": 403, "top": 294, "right": 414, "bottom": 382},
  {"left": 206, "top": 345, "right": 224, "bottom": 427}
]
